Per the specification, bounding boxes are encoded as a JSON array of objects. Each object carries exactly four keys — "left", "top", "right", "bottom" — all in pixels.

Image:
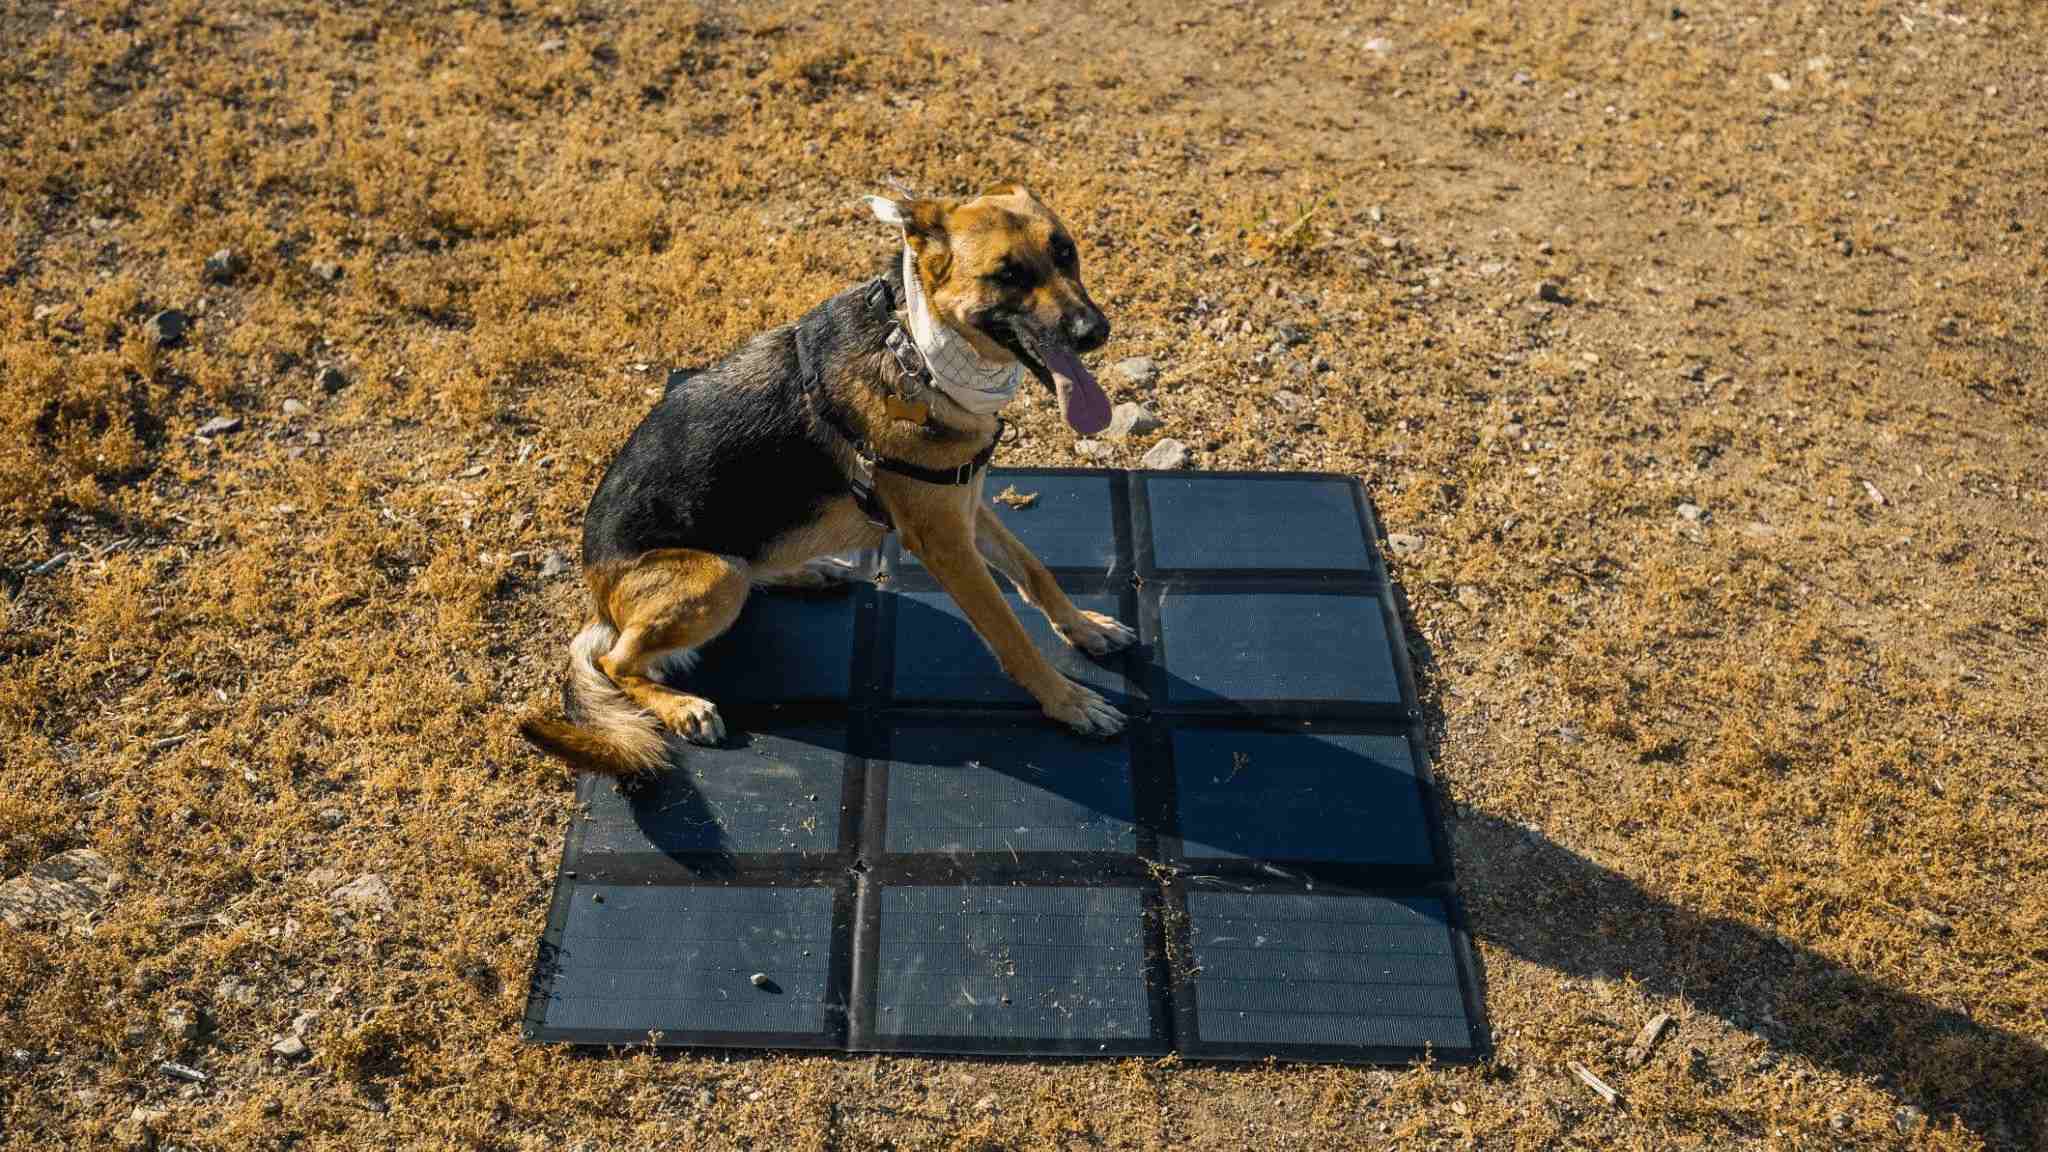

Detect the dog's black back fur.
[{"left": 581, "top": 274, "right": 897, "bottom": 568}]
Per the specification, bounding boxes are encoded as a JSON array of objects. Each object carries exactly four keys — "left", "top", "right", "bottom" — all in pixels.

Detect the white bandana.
[{"left": 898, "top": 246, "right": 1021, "bottom": 415}]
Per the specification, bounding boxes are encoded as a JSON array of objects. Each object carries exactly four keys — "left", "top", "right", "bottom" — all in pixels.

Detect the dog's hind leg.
[
  {"left": 752, "top": 556, "right": 862, "bottom": 594},
  {"left": 593, "top": 549, "right": 751, "bottom": 746},
  {"left": 974, "top": 502, "right": 1136, "bottom": 656}
]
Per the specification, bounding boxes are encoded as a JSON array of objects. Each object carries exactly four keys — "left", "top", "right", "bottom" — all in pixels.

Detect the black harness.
[{"left": 795, "top": 277, "right": 1003, "bottom": 530}]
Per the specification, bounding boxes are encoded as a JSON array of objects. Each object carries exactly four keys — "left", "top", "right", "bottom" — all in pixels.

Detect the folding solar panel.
[{"left": 526, "top": 469, "right": 1485, "bottom": 1063}]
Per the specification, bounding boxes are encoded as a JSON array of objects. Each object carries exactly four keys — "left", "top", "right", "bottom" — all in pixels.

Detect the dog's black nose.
[{"left": 1065, "top": 309, "right": 1110, "bottom": 353}]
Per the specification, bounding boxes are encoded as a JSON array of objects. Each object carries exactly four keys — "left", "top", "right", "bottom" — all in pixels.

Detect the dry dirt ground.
[{"left": 3, "top": 0, "right": 2044, "bottom": 1148}]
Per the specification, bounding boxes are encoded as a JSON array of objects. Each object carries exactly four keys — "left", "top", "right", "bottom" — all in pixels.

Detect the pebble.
[
  {"left": 32, "top": 303, "right": 60, "bottom": 322},
  {"left": 1274, "top": 323, "right": 1310, "bottom": 348},
  {"left": 1072, "top": 439, "right": 1108, "bottom": 461},
  {"left": 974, "top": 1094, "right": 999, "bottom": 1113},
  {"left": 1503, "top": 422, "right": 1526, "bottom": 440},
  {"left": 1533, "top": 280, "right": 1568, "bottom": 304},
  {"left": 196, "top": 415, "right": 241, "bottom": 438},
  {"left": 203, "top": 248, "right": 243, "bottom": 283},
  {"left": 315, "top": 364, "right": 349, "bottom": 394},
  {"left": 145, "top": 309, "right": 190, "bottom": 349},
  {"left": 1386, "top": 532, "right": 1424, "bottom": 557},
  {"left": 1767, "top": 72, "right": 1792, "bottom": 92},
  {"left": 1477, "top": 261, "right": 1506, "bottom": 277},
  {"left": 1363, "top": 36, "right": 1394, "bottom": 55},
  {"left": 1105, "top": 402, "right": 1163, "bottom": 441},
  {"left": 1271, "top": 390, "right": 1304, "bottom": 413},
  {"left": 1114, "top": 356, "right": 1158, "bottom": 385},
  {"left": 1140, "top": 438, "right": 1188, "bottom": 470},
  {"left": 750, "top": 972, "right": 773, "bottom": 989},
  {"left": 309, "top": 260, "right": 344, "bottom": 284},
  {"left": 114, "top": 1106, "right": 167, "bottom": 1150},
  {"left": 0, "top": 849, "right": 118, "bottom": 931},
  {"left": 319, "top": 807, "right": 345, "bottom": 829},
  {"left": 159, "top": 1060, "right": 208, "bottom": 1083},
  {"left": 328, "top": 873, "right": 394, "bottom": 914},
  {"left": 215, "top": 977, "right": 258, "bottom": 1007},
  {"left": 1829, "top": 1114, "right": 1851, "bottom": 1133},
  {"left": 282, "top": 398, "right": 309, "bottom": 418},
  {"left": 539, "top": 37, "right": 566, "bottom": 53},
  {"left": 539, "top": 551, "right": 571, "bottom": 579},
  {"left": 1676, "top": 503, "right": 1704, "bottom": 522},
  {"left": 162, "top": 1007, "right": 199, "bottom": 1043},
  {"left": 271, "top": 1033, "right": 309, "bottom": 1061},
  {"left": 1894, "top": 1105, "right": 1926, "bottom": 1136}
]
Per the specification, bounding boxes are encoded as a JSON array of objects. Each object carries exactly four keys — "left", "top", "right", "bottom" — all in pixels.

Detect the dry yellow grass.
[{"left": 3, "top": 1, "right": 2044, "bottom": 1148}]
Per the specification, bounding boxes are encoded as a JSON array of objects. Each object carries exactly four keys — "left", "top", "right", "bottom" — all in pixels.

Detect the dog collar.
[
  {"left": 898, "top": 246, "right": 1021, "bottom": 415},
  {"left": 792, "top": 279, "right": 1007, "bottom": 531}
]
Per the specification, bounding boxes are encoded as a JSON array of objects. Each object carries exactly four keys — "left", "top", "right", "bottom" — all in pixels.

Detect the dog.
[{"left": 520, "top": 184, "right": 1137, "bottom": 779}]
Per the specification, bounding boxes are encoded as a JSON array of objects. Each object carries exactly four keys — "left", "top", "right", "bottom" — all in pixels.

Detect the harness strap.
[{"left": 795, "top": 278, "right": 1003, "bottom": 531}]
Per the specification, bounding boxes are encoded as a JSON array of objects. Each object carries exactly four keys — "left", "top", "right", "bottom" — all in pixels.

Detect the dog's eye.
[
  {"left": 987, "top": 262, "right": 1034, "bottom": 290},
  {"left": 1049, "top": 235, "right": 1077, "bottom": 271}
]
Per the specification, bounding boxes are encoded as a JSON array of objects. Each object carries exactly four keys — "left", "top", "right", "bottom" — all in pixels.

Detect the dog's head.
[{"left": 866, "top": 184, "right": 1114, "bottom": 434}]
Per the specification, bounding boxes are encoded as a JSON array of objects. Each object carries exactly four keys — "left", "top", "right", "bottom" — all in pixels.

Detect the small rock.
[
  {"left": 203, "top": 248, "right": 244, "bottom": 283},
  {"left": 162, "top": 1007, "right": 200, "bottom": 1043},
  {"left": 1677, "top": 361, "right": 1707, "bottom": 381},
  {"left": 215, "top": 977, "right": 258, "bottom": 1007},
  {"left": 539, "top": 37, "right": 566, "bottom": 53},
  {"left": 145, "top": 310, "right": 190, "bottom": 349},
  {"left": 1533, "top": 280, "right": 1568, "bottom": 304},
  {"left": 1451, "top": 1101, "right": 1468, "bottom": 1116},
  {"left": 1271, "top": 389, "right": 1304, "bottom": 413},
  {"left": 1894, "top": 1105, "right": 1926, "bottom": 1136},
  {"left": 1274, "top": 323, "right": 1310, "bottom": 348},
  {"left": 121, "top": 1023, "right": 151, "bottom": 1048},
  {"left": 309, "top": 260, "right": 344, "bottom": 284},
  {"left": 1363, "top": 36, "right": 1394, "bottom": 55},
  {"left": 0, "top": 849, "right": 119, "bottom": 931},
  {"left": 32, "top": 303, "right": 61, "bottom": 322},
  {"left": 1477, "top": 260, "right": 1506, "bottom": 277},
  {"left": 1767, "top": 72, "right": 1792, "bottom": 92},
  {"left": 1829, "top": 1114, "right": 1851, "bottom": 1133},
  {"left": 271, "top": 1034, "right": 309, "bottom": 1061},
  {"left": 539, "top": 551, "right": 571, "bottom": 579},
  {"left": 749, "top": 972, "right": 775, "bottom": 990},
  {"left": 328, "top": 873, "right": 393, "bottom": 914},
  {"left": 1386, "top": 532, "right": 1424, "bottom": 557},
  {"left": 1676, "top": 503, "right": 1704, "bottom": 522},
  {"left": 1502, "top": 422, "right": 1526, "bottom": 440},
  {"left": 290, "top": 1009, "right": 321, "bottom": 1036},
  {"left": 1455, "top": 585, "right": 1487, "bottom": 613},
  {"left": 281, "top": 398, "right": 309, "bottom": 418},
  {"left": 1310, "top": 354, "right": 1330, "bottom": 373},
  {"left": 318, "top": 807, "right": 345, "bottom": 829},
  {"left": 196, "top": 415, "right": 242, "bottom": 438},
  {"left": 1114, "top": 357, "right": 1158, "bottom": 385},
  {"left": 315, "top": 364, "right": 348, "bottom": 394},
  {"left": 974, "top": 1094, "right": 999, "bottom": 1113},
  {"left": 1105, "top": 402, "right": 1164, "bottom": 441},
  {"left": 159, "top": 1060, "right": 208, "bottom": 1083},
  {"left": 1140, "top": 438, "right": 1187, "bottom": 470},
  {"left": 114, "top": 1106, "right": 167, "bottom": 1151},
  {"left": 1863, "top": 480, "right": 1887, "bottom": 507},
  {"left": 1072, "top": 439, "right": 1108, "bottom": 461}
]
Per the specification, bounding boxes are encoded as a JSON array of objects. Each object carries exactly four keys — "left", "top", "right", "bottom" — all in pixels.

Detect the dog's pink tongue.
[{"left": 1041, "top": 342, "right": 1110, "bottom": 435}]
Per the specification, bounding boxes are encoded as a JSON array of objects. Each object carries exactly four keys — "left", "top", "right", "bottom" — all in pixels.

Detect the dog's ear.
[
  {"left": 866, "top": 195, "right": 954, "bottom": 283},
  {"left": 864, "top": 195, "right": 950, "bottom": 243}
]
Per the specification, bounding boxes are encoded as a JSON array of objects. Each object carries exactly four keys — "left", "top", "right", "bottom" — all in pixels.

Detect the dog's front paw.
[
  {"left": 1057, "top": 610, "right": 1138, "bottom": 656},
  {"left": 1044, "top": 680, "right": 1125, "bottom": 737}
]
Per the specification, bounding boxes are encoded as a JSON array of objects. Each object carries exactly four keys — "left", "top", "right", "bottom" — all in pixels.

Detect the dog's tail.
[{"left": 519, "top": 620, "right": 666, "bottom": 779}]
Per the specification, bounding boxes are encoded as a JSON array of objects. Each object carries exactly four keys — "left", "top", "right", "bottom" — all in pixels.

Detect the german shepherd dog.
[{"left": 520, "top": 185, "right": 1134, "bottom": 778}]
